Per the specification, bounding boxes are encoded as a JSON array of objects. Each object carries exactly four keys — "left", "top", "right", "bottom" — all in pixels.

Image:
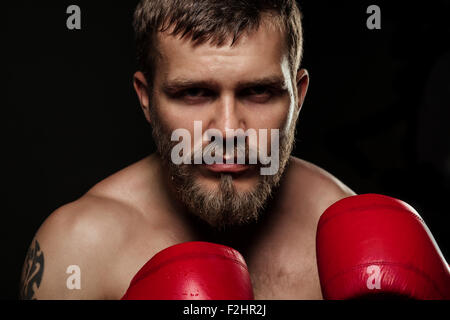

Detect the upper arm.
[
  {"left": 19, "top": 237, "right": 45, "bottom": 300},
  {"left": 19, "top": 199, "right": 116, "bottom": 300}
]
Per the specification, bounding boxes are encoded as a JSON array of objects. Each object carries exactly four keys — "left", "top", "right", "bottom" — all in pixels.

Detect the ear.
[
  {"left": 133, "top": 71, "right": 152, "bottom": 123},
  {"left": 296, "top": 68, "right": 309, "bottom": 112}
]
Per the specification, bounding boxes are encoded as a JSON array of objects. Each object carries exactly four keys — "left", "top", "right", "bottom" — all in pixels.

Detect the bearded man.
[{"left": 20, "top": 0, "right": 359, "bottom": 300}]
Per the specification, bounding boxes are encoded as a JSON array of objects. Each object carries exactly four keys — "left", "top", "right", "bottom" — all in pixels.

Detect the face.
[{"left": 134, "top": 20, "right": 309, "bottom": 228}]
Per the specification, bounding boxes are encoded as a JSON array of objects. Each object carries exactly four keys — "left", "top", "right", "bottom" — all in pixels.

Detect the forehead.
[{"left": 154, "top": 22, "right": 288, "bottom": 84}]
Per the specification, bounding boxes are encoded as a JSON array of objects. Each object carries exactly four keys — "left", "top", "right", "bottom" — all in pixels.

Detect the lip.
[{"left": 204, "top": 163, "right": 249, "bottom": 173}]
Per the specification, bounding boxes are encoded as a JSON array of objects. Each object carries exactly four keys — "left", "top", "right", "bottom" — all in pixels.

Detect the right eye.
[
  {"left": 184, "top": 88, "right": 207, "bottom": 97},
  {"left": 176, "top": 88, "right": 214, "bottom": 104}
]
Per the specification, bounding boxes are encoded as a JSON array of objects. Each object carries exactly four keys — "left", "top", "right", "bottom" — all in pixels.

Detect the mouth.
[
  {"left": 204, "top": 163, "right": 250, "bottom": 173},
  {"left": 197, "top": 162, "right": 259, "bottom": 181}
]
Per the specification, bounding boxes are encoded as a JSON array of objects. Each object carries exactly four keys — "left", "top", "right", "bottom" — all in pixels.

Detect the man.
[{"left": 20, "top": 0, "right": 356, "bottom": 300}]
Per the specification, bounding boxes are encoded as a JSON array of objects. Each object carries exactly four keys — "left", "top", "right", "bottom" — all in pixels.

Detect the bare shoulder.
[
  {"left": 20, "top": 157, "right": 157, "bottom": 300},
  {"left": 286, "top": 157, "right": 356, "bottom": 219},
  {"left": 289, "top": 157, "right": 355, "bottom": 194},
  {"left": 20, "top": 193, "right": 140, "bottom": 300}
]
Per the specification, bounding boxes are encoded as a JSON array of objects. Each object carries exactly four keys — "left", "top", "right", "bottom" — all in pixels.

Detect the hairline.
[{"left": 149, "top": 14, "right": 296, "bottom": 87}]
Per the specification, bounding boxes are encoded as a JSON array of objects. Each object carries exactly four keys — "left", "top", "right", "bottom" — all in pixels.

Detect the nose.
[{"left": 206, "top": 91, "right": 245, "bottom": 140}]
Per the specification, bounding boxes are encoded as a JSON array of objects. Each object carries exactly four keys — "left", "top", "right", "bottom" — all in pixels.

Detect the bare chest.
[
  {"left": 110, "top": 211, "right": 322, "bottom": 300},
  {"left": 108, "top": 238, "right": 320, "bottom": 300},
  {"left": 244, "top": 239, "right": 323, "bottom": 299}
]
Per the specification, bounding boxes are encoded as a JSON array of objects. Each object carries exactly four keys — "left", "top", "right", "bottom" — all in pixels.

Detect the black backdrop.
[{"left": 4, "top": 1, "right": 450, "bottom": 299}]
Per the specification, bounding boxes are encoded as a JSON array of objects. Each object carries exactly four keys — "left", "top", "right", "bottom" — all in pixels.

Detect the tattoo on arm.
[{"left": 20, "top": 239, "right": 44, "bottom": 300}]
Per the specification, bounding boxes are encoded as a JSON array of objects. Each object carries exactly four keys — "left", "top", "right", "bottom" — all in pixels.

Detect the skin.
[{"left": 20, "top": 22, "right": 355, "bottom": 300}]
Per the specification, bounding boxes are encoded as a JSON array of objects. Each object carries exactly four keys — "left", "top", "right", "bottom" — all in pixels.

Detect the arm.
[
  {"left": 19, "top": 199, "right": 112, "bottom": 300},
  {"left": 19, "top": 237, "right": 44, "bottom": 300}
]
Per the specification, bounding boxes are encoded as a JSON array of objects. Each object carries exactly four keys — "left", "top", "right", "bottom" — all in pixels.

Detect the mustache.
[{"left": 180, "top": 136, "right": 261, "bottom": 165}]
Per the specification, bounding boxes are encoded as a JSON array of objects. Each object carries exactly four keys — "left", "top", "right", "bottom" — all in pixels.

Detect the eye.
[
  {"left": 184, "top": 88, "right": 208, "bottom": 97},
  {"left": 175, "top": 88, "right": 214, "bottom": 104},
  {"left": 242, "top": 86, "right": 273, "bottom": 103},
  {"left": 248, "top": 86, "right": 270, "bottom": 95}
]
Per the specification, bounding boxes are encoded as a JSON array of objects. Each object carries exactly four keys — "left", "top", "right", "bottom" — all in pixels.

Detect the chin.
[{"left": 196, "top": 171, "right": 259, "bottom": 194}]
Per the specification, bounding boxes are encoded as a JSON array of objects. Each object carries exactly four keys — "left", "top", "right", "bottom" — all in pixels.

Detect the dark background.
[{"left": 4, "top": 1, "right": 450, "bottom": 299}]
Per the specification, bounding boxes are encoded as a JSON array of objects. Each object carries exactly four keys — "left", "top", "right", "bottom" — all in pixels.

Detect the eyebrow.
[
  {"left": 237, "top": 76, "right": 288, "bottom": 90},
  {"left": 161, "top": 75, "right": 288, "bottom": 93}
]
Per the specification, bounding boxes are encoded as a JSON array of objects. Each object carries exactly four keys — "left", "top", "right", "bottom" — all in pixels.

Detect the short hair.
[{"left": 133, "top": 0, "right": 303, "bottom": 90}]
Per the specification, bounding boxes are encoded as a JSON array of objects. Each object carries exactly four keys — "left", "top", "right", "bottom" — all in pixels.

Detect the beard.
[{"left": 150, "top": 108, "right": 296, "bottom": 229}]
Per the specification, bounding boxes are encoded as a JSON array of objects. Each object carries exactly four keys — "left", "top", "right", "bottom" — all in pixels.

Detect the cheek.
[
  {"left": 153, "top": 96, "right": 196, "bottom": 133},
  {"left": 248, "top": 99, "right": 292, "bottom": 153},
  {"left": 248, "top": 97, "right": 292, "bottom": 131},
  {"left": 152, "top": 101, "right": 203, "bottom": 154}
]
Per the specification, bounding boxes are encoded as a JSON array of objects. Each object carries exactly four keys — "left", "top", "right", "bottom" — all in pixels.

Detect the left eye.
[
  {"left": 247, "top": 86, "right": 270, "bottom": 96},
  {"left": 241, "top": 86, "right": 274, "bottom": 103}
]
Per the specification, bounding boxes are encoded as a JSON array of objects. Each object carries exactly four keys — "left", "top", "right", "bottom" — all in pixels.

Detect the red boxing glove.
[
  {"left": 121, "top": 241, "right": 254, "bottom": 300},
  {"left": 316, "top": 193, "right": 450, "bottom": 299}
]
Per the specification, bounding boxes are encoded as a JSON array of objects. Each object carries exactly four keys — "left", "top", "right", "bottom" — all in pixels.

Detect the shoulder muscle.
[{"left": 20, "top": 195, "right": 136, "bottom": 299}]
